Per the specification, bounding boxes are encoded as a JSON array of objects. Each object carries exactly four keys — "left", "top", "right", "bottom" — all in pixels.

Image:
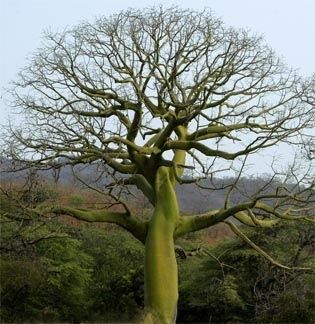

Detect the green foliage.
[
  {"left": 78, "top": 228, "right": 145, "bottom": 322},
  {"left": 0, "top": 188, "right": 61, "bottom": 254},
  {"left": 1, "top": 230, "right": 94, "bottom": 322},
  {"left": 178, "top": 252, "right": 247, "bottom": 323},
  {"left": 1, "top": 184, "right": 145, "bottom": 323},
  {"left": 1, "top": 185, "right": 314, "bottom": 323},
  {"left": 34, "top": 238, "right": 94, "bottom": 321},
  {"left": 68, "top": 194, "right": 84, "bottom": 207},
  {"left": 177, "top": 220, "right": 315, "bottom": 323},
  {"left": 0, "top": 257, "right": 46, "bottom": 320}
]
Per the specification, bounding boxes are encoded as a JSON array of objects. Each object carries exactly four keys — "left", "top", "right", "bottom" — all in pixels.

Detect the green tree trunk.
[{"left": 144, "top": 167, "right": 179, "bottom": 324}]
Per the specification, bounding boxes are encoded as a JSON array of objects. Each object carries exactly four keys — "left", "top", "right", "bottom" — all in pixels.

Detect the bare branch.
[{"left": 225, "top": 220, "right": 314, "bottom": 272}]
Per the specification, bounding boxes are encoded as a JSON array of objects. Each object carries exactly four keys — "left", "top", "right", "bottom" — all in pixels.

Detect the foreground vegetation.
[{"left": 1, "top": 186, "right": 314, "bottom": 323}]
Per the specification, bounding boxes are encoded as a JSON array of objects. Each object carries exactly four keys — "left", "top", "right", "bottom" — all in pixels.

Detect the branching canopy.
[{"left": 2, "top": 7, "right": 314, "bottom": 242}]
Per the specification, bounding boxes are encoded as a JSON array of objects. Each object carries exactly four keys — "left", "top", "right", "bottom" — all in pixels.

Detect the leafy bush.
[
  {"left": 1, "top": 235, "right": 94, "bottom": 322},
  {"left": 78, "top": 228, "right": 145, "bottom": 322},
  {"left": 177, "top": 221, "right": 315, "bottom": 323}
]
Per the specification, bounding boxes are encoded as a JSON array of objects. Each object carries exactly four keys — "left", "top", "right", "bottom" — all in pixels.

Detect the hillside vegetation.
[{"left": 1, "top": 181, "right": 314, "bottom": 323}]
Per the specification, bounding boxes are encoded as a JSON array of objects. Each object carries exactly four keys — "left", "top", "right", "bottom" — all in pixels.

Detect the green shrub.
[
  {"left": 177, "top": 221, "right": 315, "bottom": 323},
  {"left": 0, "top": 236, "right": 94, "bottom": 322}
]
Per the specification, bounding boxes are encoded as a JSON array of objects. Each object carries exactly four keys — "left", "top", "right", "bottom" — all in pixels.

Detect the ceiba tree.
[{"left": 3, "top": 7, "right": 315, "bottom": 323}]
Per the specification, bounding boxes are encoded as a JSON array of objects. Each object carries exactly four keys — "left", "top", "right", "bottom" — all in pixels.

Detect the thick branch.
[
  {"left": 187, "top": 122, "right": 267, "bottom": 141},
  {"left": 234, "top": 210, "right": 279, "bottom": 227},
  {"left": 175, "top": 200, "right": 283, "bottom": 238},
  {"left": 132, "top": 175, "right": 156, "bottom": 206},
  {"left": 175, "top": 209, "right": 221, "bottom": 238},
  {"left": 52, "top": 206, "right": 147, "bottom": 243}
]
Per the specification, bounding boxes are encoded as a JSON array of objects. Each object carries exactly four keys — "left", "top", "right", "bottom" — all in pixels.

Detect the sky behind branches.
[
  {"left": 1, "top": 0, "right": 314, "bottom": 120},
  {"left": 0, "top": 0, "right": 314, "bottom": 175}
]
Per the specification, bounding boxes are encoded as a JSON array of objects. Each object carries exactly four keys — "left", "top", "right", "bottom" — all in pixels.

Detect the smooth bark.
[{"left": 144, "top": 167, "right": 179, "bottom": 323}]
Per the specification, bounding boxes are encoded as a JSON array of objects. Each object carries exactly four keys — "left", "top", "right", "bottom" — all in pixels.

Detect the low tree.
[{"left": 2, "top": 7, "right": 314, "bottom": 323}]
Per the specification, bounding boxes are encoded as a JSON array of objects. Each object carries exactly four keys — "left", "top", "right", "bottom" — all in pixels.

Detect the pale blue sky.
[
  {"left": 1, "top": 0, "right": 314, "bottom": 121},
  {"left": 0, "top": 0, "right": 314, "bottom": 175}
]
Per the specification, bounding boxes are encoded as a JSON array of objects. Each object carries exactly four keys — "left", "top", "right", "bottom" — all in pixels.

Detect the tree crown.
[{"left": 3, "top": 6, "right": 314, "bottom": 194}]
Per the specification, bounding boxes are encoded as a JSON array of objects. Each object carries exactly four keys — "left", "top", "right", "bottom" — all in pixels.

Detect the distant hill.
[{"left": 0, "top": 157, "right": 279, "bottom": 213}]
